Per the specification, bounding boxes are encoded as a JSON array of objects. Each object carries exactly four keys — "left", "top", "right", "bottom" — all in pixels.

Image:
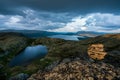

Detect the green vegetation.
[
  {"left": 0, "top": 33, "right": 29, "bottom": 79},
  {"left": 0, "top": 48, "right": 4, "bottom": 53},
  {"left": 33, "top": 38, "right": 88, "bottom": 59},
  {"left": 0, "top": 33, "right": 120, "bottom": 79}
]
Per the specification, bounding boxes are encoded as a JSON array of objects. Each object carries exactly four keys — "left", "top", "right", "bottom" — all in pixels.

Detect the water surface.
[
  {"left": 49, "top": 35, "right": 80, "bottom": 41},
  {"left": 9, "top": 45, "right": 48, "bottom": 67}
]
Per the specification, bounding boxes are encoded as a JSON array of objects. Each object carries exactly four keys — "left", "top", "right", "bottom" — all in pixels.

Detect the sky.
[{"left": 0, "top": 0, "right": 120, "bottom": 32}]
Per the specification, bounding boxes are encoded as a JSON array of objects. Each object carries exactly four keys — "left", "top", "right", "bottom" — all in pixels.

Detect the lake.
[
  {"left": 49, "top": 35, "right": 81, "bottom": 41},
  {"left": 9, "top": 45, "right": 48, "bottom": 67}
]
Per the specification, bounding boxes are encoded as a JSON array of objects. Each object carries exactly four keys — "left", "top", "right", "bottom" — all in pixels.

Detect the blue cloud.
[
  {"left": 50, "top": 13, "right": 120, "bottom": 33},
  {"left": 0, "top": 9, "right": 120, "bottom": 33}
]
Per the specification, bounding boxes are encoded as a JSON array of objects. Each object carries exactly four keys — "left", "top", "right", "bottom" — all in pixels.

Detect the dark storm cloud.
[
  {"left": 0, "top": 0, "right": 120, "bottom": 33},
  {"left": 0, "top": 0, "right": 120, "bottom": 15},
  {"left": 1, "top": 11, "right": 120, "bottom": 32}
]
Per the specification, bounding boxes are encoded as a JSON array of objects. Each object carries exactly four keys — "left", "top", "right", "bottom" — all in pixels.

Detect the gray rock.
[
  {"left": 108, "top": 50, "right": 120, "bottom": 57},
  {"left": 74, "top": 57, "right": 80, "bottom": 61},
  {"left": 9, "top": 73, "right": 29, "bottom": 80},
  {"left": 45, "top": 60, "right": 60, "bottom": 71},
  {"left": 62, "top": 58, "right": 71, "bottom": 63},
  {"left": 89, "top": 58, "right": 95, "bottom": 62}
]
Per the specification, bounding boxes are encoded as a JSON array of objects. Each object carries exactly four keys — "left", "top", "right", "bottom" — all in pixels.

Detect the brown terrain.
[
  {"left": 88, "top": 44, "right": 107, "bottom": 60},
  {"left": 0, "top": 32, "right": 28, "bottom": 56},
  {"left": 28, "top": 58, "right": 120, "bottom": 80},
  {"left": 0, "top": 32, "right": 29, "bottom": 80},
  {"left": 28, "top": 33, "right": 120, "bottom": 80},
  {"left": 0, "top": 33, "right": 120, "bottom": 80}
]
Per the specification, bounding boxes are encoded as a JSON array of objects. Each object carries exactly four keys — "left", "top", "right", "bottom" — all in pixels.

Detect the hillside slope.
[
  {"left": 0, "top": 32, "right": 28, "bottom": 57},
  {"left": 28, "top": 33, "right": 120, "bottom": 80},
  {"left": 0, "top": 32, "right": 29, "bottom": 80}
]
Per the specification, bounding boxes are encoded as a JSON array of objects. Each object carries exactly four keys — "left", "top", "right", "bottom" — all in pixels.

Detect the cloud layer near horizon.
[{"left": 0, "top": 9, "right": 120, "bottom": 33}]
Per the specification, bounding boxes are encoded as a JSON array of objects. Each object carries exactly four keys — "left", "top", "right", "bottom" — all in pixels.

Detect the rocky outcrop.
[
  {"left": 28, "top": 58, "right": 120, "bottom": 80},
  {"left": 0, "top": 33, "right": 120, "bottom": 80},
  {"left": 28, "top": 33, "right": 120, "bottom": 80},
  {"left": 79, "top": 33, "right": 120, "bottom": 64},
  {"left": 88, "top": 44, "right": 107, "bottom": 60},
  {"left": 9, "top": 73, "right": 29, "bottom": 80}
]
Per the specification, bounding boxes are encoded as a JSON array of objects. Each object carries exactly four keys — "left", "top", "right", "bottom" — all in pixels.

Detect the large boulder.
[
  {"left": 88, "top": 44, "right": 107, "bottom": 60},
  {"left": 9, "top": 73, "right": 29, "bottom": 80}
]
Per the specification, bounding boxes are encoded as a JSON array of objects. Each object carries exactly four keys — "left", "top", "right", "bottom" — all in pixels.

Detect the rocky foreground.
[
  {"left": 28, "top": 33, "right": 120, "bottom": 80},
  {"left": 28, "top": 58, "right": 120, "bottom": 80},
  {"left": 0, "top": 33, "right": 120, "bottom": 80}
]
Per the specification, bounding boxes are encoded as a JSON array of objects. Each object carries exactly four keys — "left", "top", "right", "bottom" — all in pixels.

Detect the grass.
[{"left": 0, "top": 33, "right": 120, "bottom": 79}]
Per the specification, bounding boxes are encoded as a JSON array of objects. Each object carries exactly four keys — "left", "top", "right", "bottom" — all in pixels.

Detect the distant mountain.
[
  {"left": 76, "top": 31, "right": 106, "bottom": 37},
  {"left": 0, "top": 30, "right": 73, "bottom": 38},
  {"left": 0, "top": 30, "right": 107, "bottom": 39}
]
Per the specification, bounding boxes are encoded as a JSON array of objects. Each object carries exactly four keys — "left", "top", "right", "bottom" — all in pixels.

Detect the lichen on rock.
[{"left": 88, "top": 44, "right": 107, "bottom": 60}]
